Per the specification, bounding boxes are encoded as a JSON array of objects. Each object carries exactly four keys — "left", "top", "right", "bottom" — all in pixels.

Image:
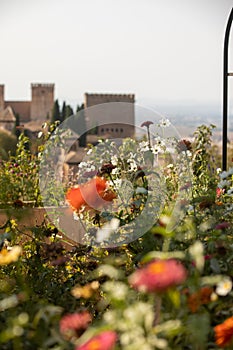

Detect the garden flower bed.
[{"left": 0, "top": 122, "right": 233, "bottom": 349}]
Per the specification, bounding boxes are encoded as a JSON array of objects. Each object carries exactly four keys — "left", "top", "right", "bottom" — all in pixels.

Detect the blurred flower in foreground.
[
  {"left": 66, "top": 177, "right": 116, "bottom": 212},
  {"left": 76, "top": 330, "right": 117, "bottom": 350},
  {"left": 129, "top": 259, "right": 187, "bottom": 293},
  {"left": 177, "top": 139, "right": 192, "bottom": 153},
  {"left": 96, "top": 218, "right": 120, "bottom": 243},
  {"left": 215, "top": 277, "right": 232, "bottom": 296},
  {"left": 187, "top": 286, "right": 213, "bottom": 313},
  {"left": 60, "top": 311, "right": 92, "bottom": 339},
  {"left": 0, "top": 246, "right": 22, "bottom": 265},
  {"left": 71, "top": 281, "right": 100, "bottom": 299},
  {"left": 215, "top": 222, "right": 231, "bottom": 230},
  {"left": 214, "top": 316, "right": 233, "bottom": 348}
]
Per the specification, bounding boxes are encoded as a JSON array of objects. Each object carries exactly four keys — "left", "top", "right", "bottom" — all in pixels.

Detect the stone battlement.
[{"left": 31, "top": 83, "right": 54, "bottom": 89}]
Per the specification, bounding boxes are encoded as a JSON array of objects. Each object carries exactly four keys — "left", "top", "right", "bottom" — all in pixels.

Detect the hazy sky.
[{"left": 0, "top": 0, "right": 232, "bottom": 111}]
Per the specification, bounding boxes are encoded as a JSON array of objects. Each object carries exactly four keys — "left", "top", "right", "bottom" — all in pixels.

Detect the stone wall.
[
  {"left": 84, "top": 93, "right": 135, "bottom": 138},
  {"left": 0, "top": 85, "right": 4, "bottom": 111},
  {"left": 4, "top": 101, "right": 31, "bottom": 122}
]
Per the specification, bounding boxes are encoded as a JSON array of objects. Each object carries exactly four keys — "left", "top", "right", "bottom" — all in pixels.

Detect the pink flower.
[
  {"left": 129, "top": 259, "right": 187, "bottom": 293},
  {"left": 215, "top": 222, "right": 231, "bottom": 230},
  {"left": 76, "top": 331, "right": 117, "bottom": 350},
  {"left": 60, "top": 311, "right": 92, "bottom": 338}
]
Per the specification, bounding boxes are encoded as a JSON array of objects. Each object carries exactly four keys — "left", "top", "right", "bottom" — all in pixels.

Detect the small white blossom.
[
  {"left": 127, "top": 159, "right": 138, "bottom": 172},
  {"left": 138, "top": 141, "right": 150, "bottom": 152},
  {"left": 38, "top": 131, "right": 43, "bottom": 138},
  {"left": 151, "top": 145, "right": 161, "bottom": 154},
  {"left": 111, "top": 155, "right": 118, "bottom": 166},
  {"left": 96, "top": 218, "right": 120, "bottom": 242},
  {"left": 218, "top": 180, "right": 231, "bottom": 189},
  {"left": 216, "top": 277, "right": 232, "bottom": 296},
  {"left": 159, "top": 118, "right": 171, "bottom": 128},
  {"left": 153, "top": 136, "right": 165, "bottom": 147}
]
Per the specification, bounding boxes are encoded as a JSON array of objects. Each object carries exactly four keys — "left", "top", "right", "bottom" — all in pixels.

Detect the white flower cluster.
[
  {"left": 218, "top": 167, "right": 233, "bottom": 193},
  {"left": 159, "top": 118, "right": 171, "bottom": 128}
]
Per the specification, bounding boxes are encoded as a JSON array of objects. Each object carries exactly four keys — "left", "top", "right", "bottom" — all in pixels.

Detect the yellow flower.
[
  {"left": 71, "top": 281, "right": 99, "bottom": 299},
  {"left": 0, "top": 246, "right": 22, "bottom": 265}
]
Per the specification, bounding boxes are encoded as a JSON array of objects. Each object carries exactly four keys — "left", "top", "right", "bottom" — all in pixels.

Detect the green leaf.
[{"left": 187, "top": 313, "right": 210, "bottom": 347}]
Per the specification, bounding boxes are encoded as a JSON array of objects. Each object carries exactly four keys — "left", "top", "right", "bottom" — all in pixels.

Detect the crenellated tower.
[{"left": 30, "top": 83, "right": 54, "bottom": 121}]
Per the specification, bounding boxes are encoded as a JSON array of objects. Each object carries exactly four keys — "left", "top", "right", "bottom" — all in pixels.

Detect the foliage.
[
  {"left": 0, "top": 123, "right": 233, "bottom": 349},
  {"left": 0, "top": 129, "right": 17, "bottom": 160}
]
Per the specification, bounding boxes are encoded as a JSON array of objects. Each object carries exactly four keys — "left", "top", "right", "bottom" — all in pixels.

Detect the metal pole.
[{"left": 222, "top": 7, "right": 233, "bottom": 171}]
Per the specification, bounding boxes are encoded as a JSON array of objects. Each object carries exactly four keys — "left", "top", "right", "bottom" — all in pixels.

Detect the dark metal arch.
[{"left": 222, "top": 7, "right": 233, "bottom": 171}]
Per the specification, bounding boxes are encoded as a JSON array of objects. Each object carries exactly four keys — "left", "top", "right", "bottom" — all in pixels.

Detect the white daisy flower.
[
  {"left": 151, "top": 145, "right": 161, "bottom": 155},
  {"left": 216, "top": 277, "right": 232, "bottom": 296}
]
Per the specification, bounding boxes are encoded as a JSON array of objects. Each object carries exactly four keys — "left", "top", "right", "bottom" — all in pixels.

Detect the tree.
[
  {"left": 61, "top": 101, "right": 66, "bottom": 122},
  {"left": 51, "top": 100, "right": 60, "bottom": 123},
  {"left": 76, "top": 103, "right": 84, "bottom": 113},
  {"left": 65, "top": 105, "right": 74, "bottom": 119},
  {"left": 0, "top": 129, "right": 17, "bottom": 159}
]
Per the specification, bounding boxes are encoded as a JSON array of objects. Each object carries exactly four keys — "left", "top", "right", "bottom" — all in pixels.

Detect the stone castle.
[
  {"left": 0, "top": 83, "right": 54, "bottom": 123},
  {"left": 0, "top": 84, "right": 135, "bottom": 139},
  {"left": 84, "top": 93, "right": 135, "bottom": 138}
]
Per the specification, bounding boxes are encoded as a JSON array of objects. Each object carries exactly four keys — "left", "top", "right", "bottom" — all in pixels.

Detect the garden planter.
[{"left": 0, "top": 206, "right": 85, "bottom": 246}]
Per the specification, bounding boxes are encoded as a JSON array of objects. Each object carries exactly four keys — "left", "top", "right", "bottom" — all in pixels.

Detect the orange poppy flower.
[
  {"left": 214, "top": 316, "right": 233, "bottom": 348},
  {"left": 66, "top": 177, "right": 116, "bottom": 212}
]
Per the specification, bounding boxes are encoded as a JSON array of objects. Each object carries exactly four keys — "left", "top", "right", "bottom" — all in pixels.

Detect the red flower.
[
  {"left": 129, "top": 259, "right": 187, "bottom": 293},
  {"left": 216, "top": 187, "right": 225, "bottom": 198},
  {"left": 214, "top": 316, "right": 233, "bottom": 348},
  {"left": 66, "top": 177, "right": 116, "bottom": 212},
  {"left": 76, "top": 330, "right": 117, "bottom": 350},
  {"left": 60, "top": 311, "right": 92, "bottom": 338}
]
